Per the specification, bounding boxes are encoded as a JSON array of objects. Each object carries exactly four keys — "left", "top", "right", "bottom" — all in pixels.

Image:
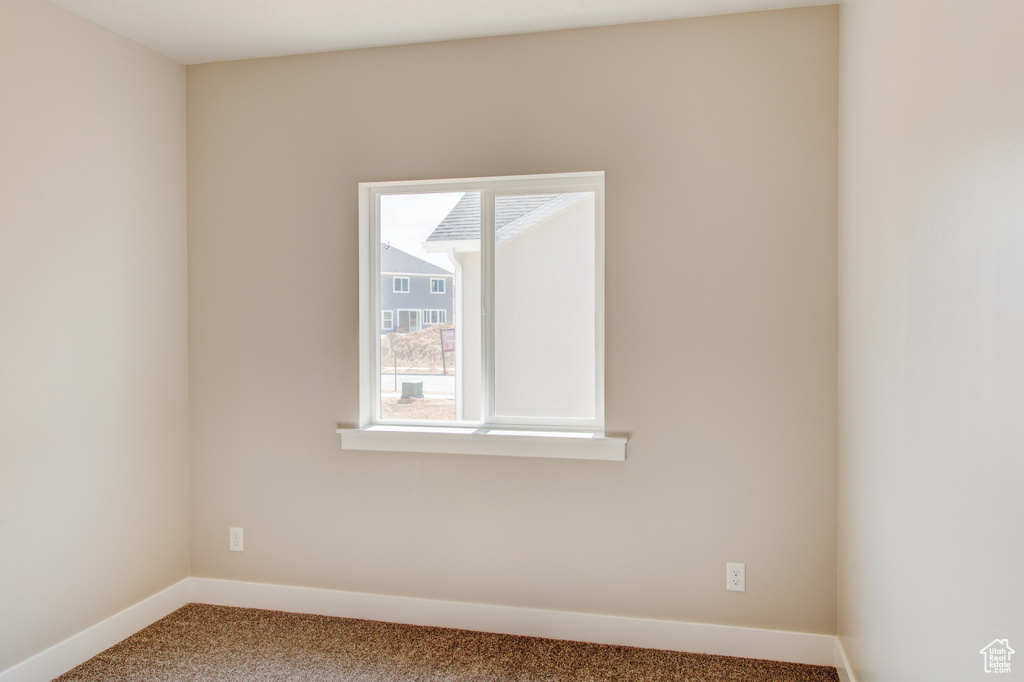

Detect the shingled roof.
[
  {"left": 425, "top": 192, "right": 587, "bottom": 244},
  {"left": 380, "top": 244, "right": 452, "bottom": 275}
]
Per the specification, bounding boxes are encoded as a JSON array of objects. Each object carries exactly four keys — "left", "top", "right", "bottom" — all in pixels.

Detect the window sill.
[{"left": 337, "top": 425, "right": 626, "bottom": 461}]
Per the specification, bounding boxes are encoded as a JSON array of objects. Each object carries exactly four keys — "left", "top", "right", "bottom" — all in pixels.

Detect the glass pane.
[
  {"left": 378, "top": 192, "right": 466, "bottom": 422},
  {"left": 492, "top": 192, "right": 596, "bottom": 420}
]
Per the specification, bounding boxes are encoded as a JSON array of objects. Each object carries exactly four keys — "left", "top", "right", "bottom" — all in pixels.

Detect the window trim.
[
  {"left": 356, "top": 171, "right": 607, "bottom": 440},
  {"left": 393, "top": 276, "right": 410, "bottom": 293},
  {"left": 381, "top": 310, "right": 393, "bottom": 330},
  {"left": 430, "top": 278, "right": 446, "bottom": 294},
  {"left": 338, "top": 425, "right": 625, "bottom": 461}
]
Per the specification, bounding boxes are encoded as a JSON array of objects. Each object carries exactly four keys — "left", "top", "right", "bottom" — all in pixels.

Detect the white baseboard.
[
  {"left": 0, "top": 577, "right": 840, "bottom": 680},
  {"left": 190, "top": 577, "right": 837, "bottom": 667},
  {"left": 835, "top": 637, "right": 857, "bottom": 682},
  {"left": 0, "top": 579, "right": 189, "bottom": 682}
]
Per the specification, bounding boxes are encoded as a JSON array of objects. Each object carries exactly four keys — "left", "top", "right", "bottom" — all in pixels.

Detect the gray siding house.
[{"left": 380, "top": 245, "right": 453, "bottom": 333}]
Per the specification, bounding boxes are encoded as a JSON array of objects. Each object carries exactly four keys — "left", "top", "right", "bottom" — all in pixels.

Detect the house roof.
[
  {"left": 380, "top": 244, "right": 452, "bottom": 276},
  {"left": 426, "top": 192, "right": 587, "bottom": 244}
]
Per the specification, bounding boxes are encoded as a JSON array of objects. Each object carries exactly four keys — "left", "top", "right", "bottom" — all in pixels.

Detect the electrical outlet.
[
  {"left": 230, "top": 527, "right": 244, "bottom": 552},
  {"left": 727, "top": 562, "right": 745, "bottom": 592}
]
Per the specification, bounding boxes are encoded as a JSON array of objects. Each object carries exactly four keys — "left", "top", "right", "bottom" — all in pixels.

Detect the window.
[
  {"left": 382, "top": 310, "right": 393, "bottom": 330},
  {"left": 396, "top": 309, "right": 421, "bottom": 332},
  {"left": 423, "top": 309, "right": 446, "bottom": 325},
  {"left": 357, "top": 171, "right": 606, "bottom": 436}
]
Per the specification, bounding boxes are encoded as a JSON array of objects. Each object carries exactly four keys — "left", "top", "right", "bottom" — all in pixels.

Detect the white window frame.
[
  {"left": 430, "top": 278, "right": 446, "bottom": 294},
  {"left": 393, "top": 276, "right": 409, "bottom": 293},
  {"left": 348, "top": 171, "right": 623, "bottom": 460},
  {"left": 381, "top": 310, "right": 393, "bottom": 330}
]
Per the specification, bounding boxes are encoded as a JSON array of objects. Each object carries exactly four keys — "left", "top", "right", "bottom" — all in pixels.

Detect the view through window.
[
  {"left": 369, "top": 173, "right": 604, "bottom": 429},
  {"left": 378, "top": 191, "right": 463, "bottom": 422}
]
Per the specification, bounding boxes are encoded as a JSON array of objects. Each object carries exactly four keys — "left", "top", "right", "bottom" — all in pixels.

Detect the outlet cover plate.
[{"left": 727, "top": 562, "right": 745, "bottom": 592}]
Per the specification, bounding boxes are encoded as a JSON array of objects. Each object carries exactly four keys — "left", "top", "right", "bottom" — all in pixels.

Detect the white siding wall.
[{"left": 494, "top": 197, "right": 596, "bottom": 420}]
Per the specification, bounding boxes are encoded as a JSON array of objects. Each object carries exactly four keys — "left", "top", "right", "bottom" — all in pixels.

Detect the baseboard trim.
[
  {"left": 0, "top": 578, "right": 190, "bottom": 682},
  {"left": 835, "top": 636, "right": 857, "bottom": 682},
  {"left": 190, "top": 577, "right": 837, "bottom": 667},
  {"left": 0, "top": 577, "right": 840, "bottom": 679}
]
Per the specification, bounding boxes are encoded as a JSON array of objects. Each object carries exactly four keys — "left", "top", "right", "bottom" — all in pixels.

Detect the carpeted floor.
[{"left": 55, "top": 604, "right": 840, "bottom": 681}]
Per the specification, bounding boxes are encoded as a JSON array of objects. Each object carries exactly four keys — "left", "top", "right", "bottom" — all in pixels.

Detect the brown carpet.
[{"left": 55, "top": 604, "right": 840, "bottom": 681}]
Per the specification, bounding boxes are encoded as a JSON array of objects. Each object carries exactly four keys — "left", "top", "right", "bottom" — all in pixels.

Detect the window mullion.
[
  {"left": 369, "top": 189, "right": 382, "bottom": 425},
  {"left": 481, "top": 189, "right": 495, "bottom": 425}
]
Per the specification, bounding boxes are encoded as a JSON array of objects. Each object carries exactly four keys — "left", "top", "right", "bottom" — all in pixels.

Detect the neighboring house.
[
  {"left": 380, "top": 244, "right": 453, "bottom": 333},
  {"left": 424, "top": 191, "right": 595, "bottom": 421}
]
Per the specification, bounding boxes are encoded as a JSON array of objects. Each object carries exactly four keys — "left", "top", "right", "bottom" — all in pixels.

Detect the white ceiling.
[{"left": 48, "top": 0, "right": 837, "bottom": 65}]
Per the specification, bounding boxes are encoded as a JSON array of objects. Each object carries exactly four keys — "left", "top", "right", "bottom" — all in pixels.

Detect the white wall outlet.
[
  {"left": 727, "top": 562, "right": 745, "bottom": 592},
  {"left": 229, "top": 527, "right": 243, "bottom": 552}
]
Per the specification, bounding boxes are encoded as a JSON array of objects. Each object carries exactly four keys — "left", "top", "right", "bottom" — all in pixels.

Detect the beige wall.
[
  {"left": 187, "top": 7, "right": 838, "bottom": 634},
  {"left": 0, "top": 0, "right": 189, "bottom": 671},
  {"left": 838, "top": 0, "right": 1024, "bottom": 679}
]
